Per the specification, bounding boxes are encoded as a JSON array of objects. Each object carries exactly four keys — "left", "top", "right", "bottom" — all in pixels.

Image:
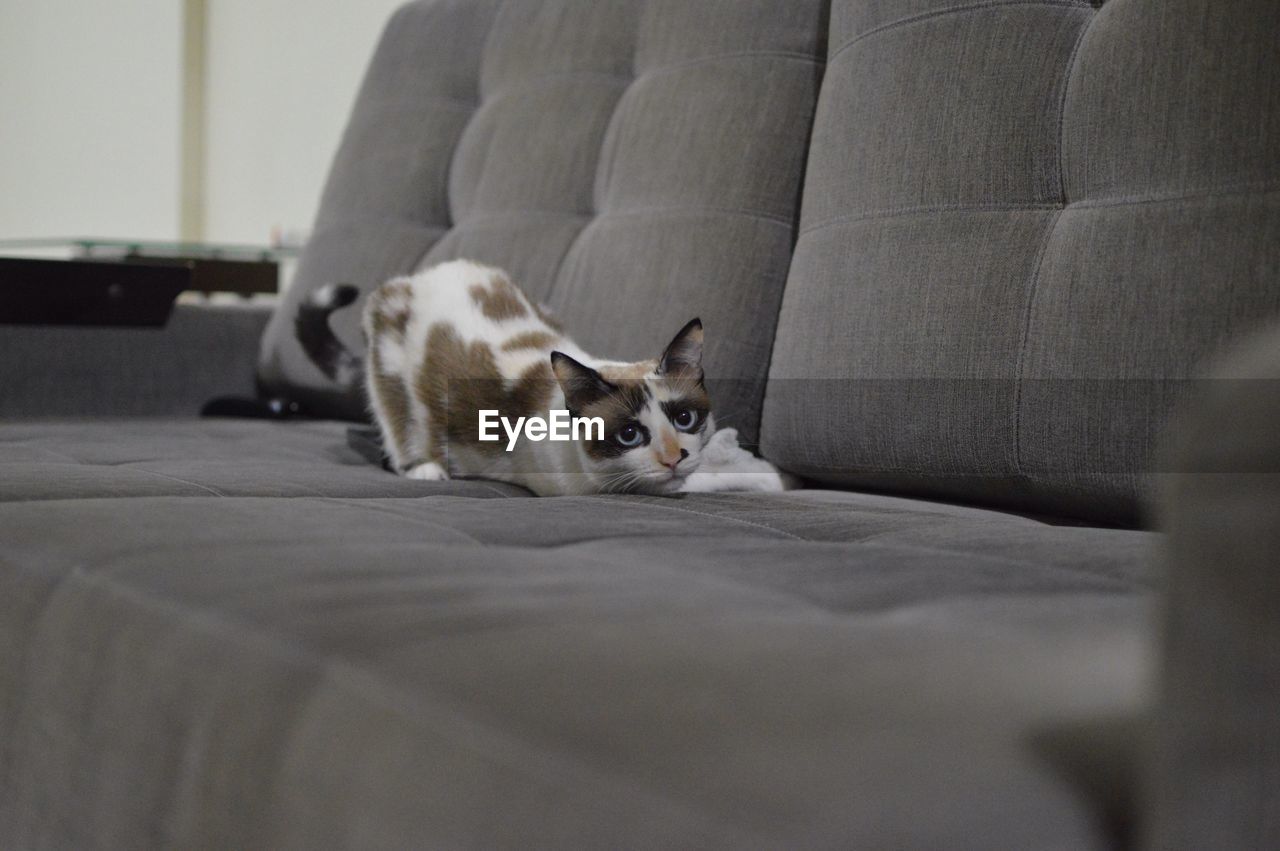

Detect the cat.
[{"left": 300, "top": 259, "right": 796, "bottom": 496}]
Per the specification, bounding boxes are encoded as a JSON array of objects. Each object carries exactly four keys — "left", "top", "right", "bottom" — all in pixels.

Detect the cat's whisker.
[
  {"left": 608, "top": 468, "right": 652, "bottom": 494},
  {"left": 599, "top": 468, "right": 642, "bottom": 494}
]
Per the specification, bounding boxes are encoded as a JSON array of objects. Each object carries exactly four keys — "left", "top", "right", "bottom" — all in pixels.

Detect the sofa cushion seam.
[
  {"left": 828, "top": 0, "right": 1095, "bottom": 64},
  {"left": 626, "top": 500, "right": 809, "bottom": 542},
  {"left": 1068, "top": 181, "right": 1280, "bottom": 211},
  {"left": 799, "top": 202, "right": 1060, "bottom": 236}
]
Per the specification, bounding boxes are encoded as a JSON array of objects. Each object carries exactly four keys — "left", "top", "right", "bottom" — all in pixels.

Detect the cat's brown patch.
[
  {"left": 419, "top": 323, "right": 553, "bottom": 458},
  {"left": 366, "top": 281, "right": 413, "bottom": 341},
  {"left": 510, "top": 360, "right": 556, "bottom": 415},
  {"left": 469, "top": 273, "right": 528, "bottom": 321},
  {"left": 368, "top": 344, "right": 417, "bottom": 465},
  {"left": 370, "top": 307, "right": 411, "bottom": 341},
  {"left": 501, "top": 330, "right": 558, "bottom": 352},
  {"left": 597, "top": 360, "right": 657, "bottom": 382},
  {"left": 419, "top": 323, "right": 500, "bottom": 457},
  {"left": 662, "top": 374, "right": 712, "bottom": 414}
]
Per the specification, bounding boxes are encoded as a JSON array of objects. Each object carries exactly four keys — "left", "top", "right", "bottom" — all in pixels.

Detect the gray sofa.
[{"left": 2, "top": 0, "right": 1277, "bottom": 847}]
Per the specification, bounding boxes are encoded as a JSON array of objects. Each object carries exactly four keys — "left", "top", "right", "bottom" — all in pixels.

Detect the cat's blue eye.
[
  {"left": 615, "top": 424, "right": 645, "bottom": 448},
  {"left": 672, "top": 409, "right": 699, "bottom": 432}
]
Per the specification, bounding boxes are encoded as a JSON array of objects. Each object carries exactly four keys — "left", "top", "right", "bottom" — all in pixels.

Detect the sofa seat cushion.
[
  {"left": 0, "top": 419, "right": 526, "bottom": 501},
  {"left": 1, "top": 487, "right": 1154, "bottom": 847}
]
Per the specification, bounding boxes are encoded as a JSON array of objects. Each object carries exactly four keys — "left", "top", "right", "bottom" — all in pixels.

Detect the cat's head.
[{"left": 551, "top": 319, "right": 711, "bottom": 494}]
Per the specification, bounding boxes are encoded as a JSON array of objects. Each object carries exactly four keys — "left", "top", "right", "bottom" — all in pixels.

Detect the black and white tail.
[{"left": 295, "top": 283, "right": 364, "bottom": 388}]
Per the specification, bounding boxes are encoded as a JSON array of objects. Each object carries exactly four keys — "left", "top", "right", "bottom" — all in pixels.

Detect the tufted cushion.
[
  {"left": 763, "top": 0, "right": 1280, "bottom": 525},
  {"left": 257, "top": 0, "right": 827, "bottom": 445}
]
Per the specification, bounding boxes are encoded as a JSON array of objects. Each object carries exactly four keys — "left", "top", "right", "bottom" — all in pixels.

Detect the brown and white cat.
[{"left": 313, "top": 259, "right": 794, "bottom": 496}]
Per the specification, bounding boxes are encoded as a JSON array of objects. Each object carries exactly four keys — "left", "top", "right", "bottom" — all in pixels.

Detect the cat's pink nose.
[{"left": 660, "top": 448, "right": 689, "bottom": 472}]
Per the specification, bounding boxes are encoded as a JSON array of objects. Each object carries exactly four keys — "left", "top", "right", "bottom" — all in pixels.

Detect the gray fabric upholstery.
[
  {"left": 10, "top": 0, "right": 1276, "bottom": 845},
  {"left": 1149, "top": 322, "right": 1280, "bottom": 849},
  {"left": 0, "top": 460, "right": 1154, "bottom": 847},
  {"left": 0, "top": 420, "right": 525, "bottom": 501},
  {"left": 258, "top": 0, "right": 827, "bottom": 444},
  {"left": 762, "top": 0, "right": 1280, "bottom": 525},
  {"left": 0, "top": 305, "right": 269, "bottom": 419}
]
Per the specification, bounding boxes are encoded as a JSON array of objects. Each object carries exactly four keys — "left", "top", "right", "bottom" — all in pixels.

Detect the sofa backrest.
[
  {"left": 257, "top": 0, "right": 828, "bottom": 445},
  {"left": 762, "top": 0, "right": 1280, "bottom": 525}
]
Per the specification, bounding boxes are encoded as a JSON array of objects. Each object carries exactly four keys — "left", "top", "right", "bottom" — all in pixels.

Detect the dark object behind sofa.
[{"left": 0, "top": 304, "right": 269, "bottom": 418}]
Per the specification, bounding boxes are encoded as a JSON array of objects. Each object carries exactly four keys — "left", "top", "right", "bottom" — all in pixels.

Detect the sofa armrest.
[
  {"left": 1149, "top": 321, "right": 1280, "bottom": 849},
  {"left": 0, "top": 303, "right": 272, "bottom": 418}
]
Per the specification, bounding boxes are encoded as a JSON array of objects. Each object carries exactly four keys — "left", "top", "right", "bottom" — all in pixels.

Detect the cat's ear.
[
  {"left": 551, "top": 352, "right": 615, "bottom": 409},
  {"left": 658, "top": 318, "right": 703, "bottom": 378}
]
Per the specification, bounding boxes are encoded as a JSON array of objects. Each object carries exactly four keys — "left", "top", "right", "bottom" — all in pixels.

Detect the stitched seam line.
[
  {"left": 548, "top": 15, "right": 642, "bottom": 299},
  {"left": 455, "top": 209, "right": 593, "bottom": 223},
  {"left": 442, "top": 0, "right": 509, "bottom": 229},
  {"left": 1011, "top": 209, "right": 1065, "bottom": 480},
  {"left": 406, "top": 235, "right": 453, "bottom": 281},
  {"left": 546, "top": 220, "right": 594, "bottom": 305},
  {"left": 442, "top": 0, "right": 513, "bottom": 240},
  {"left": 643, "top": 49, "right": 824, "bottom": 78},
  {"left": 1011, "top": 11, "right": 1095, "bottom": 477},
  {"left": 481, "top": 50, "right": 822, "bottom": 108},
  {"left": 454, "top": 205, "right": 797, "bottom": 230},
  {"left": 129, "top": 468, "right": 227, "bottom": 498},
  {"left": 799, "top": 202, "right": 1060, "bottom": 236},
  {"left": 596, "top": 7, "right": 644, "bottom": 221},
  {"left": 1056, "top": 11, "right": 1095, "bottom": 205},
  {"left": 1068, "top": 181, "right": 1280, "bottom": 211},
  {"left": 595, "top": 205, "right": 796, "bottom": 229},
  {"left": 329, "top": 499, "right": 488, "bottom": 545},
  {"left": 624, "top": 499, "right": 808, "bottom": 542},
  {"left": 475, "top": 0, "right": 513, "bottom": 103},
  {"left": 828, "top": 0, "right": 1095, "bottom": 64},
  {"left": 593, "top": 74, "right": 633, "bottom": 218},
  {"left": 481, "top": 69, "right": 632, "bottom": 110}
]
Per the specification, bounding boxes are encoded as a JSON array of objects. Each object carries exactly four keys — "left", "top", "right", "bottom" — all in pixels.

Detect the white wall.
[
  {"left": 0, "top": 0, "right": 183, "bottom": 241},
  {"left": 203, "top": 0, "right": 404, "bottom": 244},
  {"left": 0, "top": 0, "right": 403, "bottom": 247}
]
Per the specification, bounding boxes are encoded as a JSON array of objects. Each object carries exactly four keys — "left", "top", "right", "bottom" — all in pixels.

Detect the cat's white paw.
[
  {"left": 680, "top": 428, "right": 801, "bottom": 493},
  {"left": 700, "top": 427, "right": 742, "bottom": 464},
  {"left": 681, "top": 466, "right": 796, "bottom": 493},
  {"left": 403, "top": 461, "right": 449, "bottom": 481}
]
